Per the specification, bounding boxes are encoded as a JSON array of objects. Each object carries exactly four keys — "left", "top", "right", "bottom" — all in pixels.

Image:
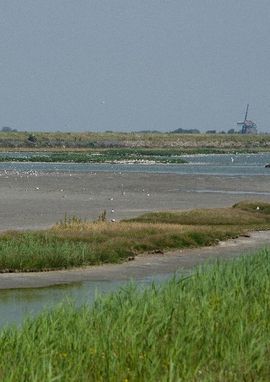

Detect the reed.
[{"left": 1, "top": 249, "right": 270, "bottom": 381}]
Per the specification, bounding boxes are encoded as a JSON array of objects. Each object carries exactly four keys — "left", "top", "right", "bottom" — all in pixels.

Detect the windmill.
[{"left": 237, "top": 104, "right": 257, "bottom": 134}]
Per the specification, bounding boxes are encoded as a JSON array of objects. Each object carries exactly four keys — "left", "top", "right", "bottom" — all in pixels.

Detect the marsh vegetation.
[
  {"left": 0, "top": 201, "right": 270, "bottom": 272},
  {"left": 0, "top": 149, "right": 187, "bottom": 164}
]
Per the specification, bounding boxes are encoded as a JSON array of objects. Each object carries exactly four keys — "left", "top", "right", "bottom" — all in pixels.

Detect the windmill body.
[{"left": 237, "top": 104, "right": 257, "bottom": 134}]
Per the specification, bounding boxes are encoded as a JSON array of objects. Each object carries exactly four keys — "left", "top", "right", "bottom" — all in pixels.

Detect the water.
[
  {"left": 0, "top": 152, "right": 270, "bottom": 176},
  {"left": 0, "top": 273, "right": 174, "bottom": 329}
]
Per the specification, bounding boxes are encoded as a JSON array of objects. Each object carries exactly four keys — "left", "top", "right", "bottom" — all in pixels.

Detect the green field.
[
  {"left": 0, "top": 201, "right": 270, "bottom": 272},
  {"left": 1, "top": 248, "right": 270, "bottom": 381}
]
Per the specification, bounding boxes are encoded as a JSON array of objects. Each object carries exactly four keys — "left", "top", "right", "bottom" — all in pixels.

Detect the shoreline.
[{"left": 0, "top": 230, "right": 269, "bottom": 289}]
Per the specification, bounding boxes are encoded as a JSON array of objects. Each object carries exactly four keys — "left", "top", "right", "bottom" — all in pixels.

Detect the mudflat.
[{"left": 0, "top": 171, "right": 270, "bottom": 230}]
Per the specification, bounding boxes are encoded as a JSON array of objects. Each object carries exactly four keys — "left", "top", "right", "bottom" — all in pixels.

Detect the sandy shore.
[{"left": 1, "top": 171, "right": 270, "bottom": 230}]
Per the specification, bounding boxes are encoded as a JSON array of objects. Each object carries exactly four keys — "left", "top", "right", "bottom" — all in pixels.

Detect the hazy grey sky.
[{"left": 0, "top": 1, "right": 269, "bottom": 132}]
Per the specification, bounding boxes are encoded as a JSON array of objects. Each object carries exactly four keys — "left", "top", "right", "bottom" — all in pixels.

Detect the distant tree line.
[
  {"left": 170, "top": 128, "right": 241, "bottom": 134},
  {"left": 1, "top": 126, "right": 17, "bottom": 132},
  {"left": 170, "top": 128, "right": 200, "bottom": 134}
]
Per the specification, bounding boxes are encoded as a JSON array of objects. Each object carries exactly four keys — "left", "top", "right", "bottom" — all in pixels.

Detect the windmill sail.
[
  {"left": 236, "top": 104, "right": 257, "bottom": 134},
  {"left": 244, "top": 104, "right": 249, "bottom": 122}
]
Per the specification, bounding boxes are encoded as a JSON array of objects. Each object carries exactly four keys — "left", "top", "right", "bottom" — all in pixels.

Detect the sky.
[{"left": 0, "top": 0, "right": 269, "bottom": 133}]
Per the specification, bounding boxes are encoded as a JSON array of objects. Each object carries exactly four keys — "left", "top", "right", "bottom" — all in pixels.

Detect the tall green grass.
[
  {"left": 0, "top": 225, "right": 239, "bottom": 272},
  {"left": 1, "top": 249, "right": 270, "bottom": 381}
]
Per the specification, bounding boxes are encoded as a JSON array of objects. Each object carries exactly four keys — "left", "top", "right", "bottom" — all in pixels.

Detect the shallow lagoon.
[{"left": 1, "top": 152, "right": 270, "bottom": 176}]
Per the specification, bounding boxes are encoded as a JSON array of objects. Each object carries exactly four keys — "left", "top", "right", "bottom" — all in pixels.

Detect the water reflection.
[{"left": 0, "top": 273, "right": 174, "bottom": 329}]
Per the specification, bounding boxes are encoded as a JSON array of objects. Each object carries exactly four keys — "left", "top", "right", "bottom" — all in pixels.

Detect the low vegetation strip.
[
  {"left": 0, "top": 149, "right": 187, "bottom": 164},
  {"left": 127, "top": 201, "right": 270, "bottom": 226},
  {"left": 0, "top": 201, "right": 270, "bottom": 272},
  {"left": 1, "top": 131, "right": 270, "bottom": 152},
  {"left": 1, "top": 249, "right": 270, "bottom": 381}
]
